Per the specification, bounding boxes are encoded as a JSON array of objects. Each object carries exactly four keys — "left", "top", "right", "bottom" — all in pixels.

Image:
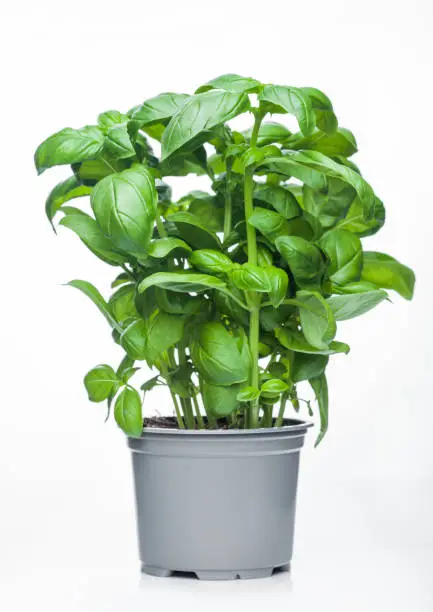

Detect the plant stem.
[
  {"left": 192, "top": 393, "right": 205, "bottom": 429},
  {"left": 275, "top": 391, "right": 288, "bottom": 427},
  {"left": 170, "top": 390, "right": 185, "bottom": 429},
  {"left": 244, "top": 110, "right": 264, "bottom": 428},
  {"left": 155, "top": 212, "right": 167, "bottom": 238},
  {"left": 223, "top": 162, "right": 232, "bottom": 242}
]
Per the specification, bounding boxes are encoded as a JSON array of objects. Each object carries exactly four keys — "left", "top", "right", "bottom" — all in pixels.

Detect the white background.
[{"left": 1, "top": 1, "right": 433, "bottom": 610}]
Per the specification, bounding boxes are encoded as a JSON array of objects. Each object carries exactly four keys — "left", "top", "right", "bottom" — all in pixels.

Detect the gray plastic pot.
[{"left": 127, "top": 419, "right": 312, "bottom": 580}]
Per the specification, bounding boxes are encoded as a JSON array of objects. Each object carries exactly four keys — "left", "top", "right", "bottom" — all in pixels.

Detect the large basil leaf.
[
  {"left": 139, "top": 271, "right": 226, "bottom": 294},
  {"left": 108, "top": 284, "right": 139, "bottom": 322},
  {"left": 260, "top": 152, "right": 375, "bottom": 214},
  {"left": 275, "top": 327, "right": 349, "bottom": 355},
  {"left": 84, "top": 364, "right": 120, "bottom": 402},
  {"left": 45, "top": 177, "right": 92, "bottom": 228},
  {"left": 337, "top": 196, "right": 385, "bottom": 237},
  {"left": 59, "top": 207, "right": 128, "bottom": 266},
  {"left": 35, "top": 126, "right": 104, "bottom": 174},
  {"left": 185, "top": 193, "right": 223, "bottom": 232},
  {"left": 265, "top": 266, "right": 289, "bottom": 308},
  {"left": 114, "top": 387, "right": 143, "bottom": 437},
  {"left": 129, "top": 93, "right": 190, "bottom": 126},
  {"left": 73, "top": 157, "right": 129, "bottom": 184},
  {"left": 292, "top": 353, "right": 328, "bottom": 383},
  {"left": 66, "top": 279, "right": 121, "bottom": 330},
  {"left": 192, "top": 322, "right": 251, "bottom": 386},
  {"left": 303, "top": 178, "right": 357, "bottom": 229},
  {"left": 167, "top": 211, "right": 221, "bottom": 249},
  {"left": 161, "top": 90, "right": 249, "bottom": 159},
  {"left": 160, "top": 146, "right": 208, "bottom": 177},
  {"left": 319, "top": 229, "right": 363, "bottom": 284},
  {"left": 189, "top": 250, "right": 233, "bottom": 275},
  {"left": 97, "top": 110, "right": 135, "bottom": 159},
  {"left": 361, "top": 252, "right": 415, "bottom": 300},
  {"left": 201, "top": 380, "right": 240, "bottom": 416},
  {"left": 230, "top": 263, "right": 272, "bottom": 292},
  {"left": 243, "top": 121, "right": 292, "bottom": 146},
  {"left": 309, "top": 373, "right": 328, "bottom": 446},
  {"left": 259, "top": 85, "right": 315, "bottom": 136},
  {"left": 296, "top": 290, "right": 337, "bottom": 349},
  {"left": 146, "top": 312, "right": 185, "bottom": 364},
  {"left": 287, "top": 128, "right": 357, "bottom": 157},
  {"left": 275, "top": 235, "right": 325, "bottom": 288},
  {"left": 120, "top": 318, "right": 148, "bottom": 360},
  {"left": 300, "top": 87, "right": 338, "bottom": 133},
  {"left": 254, "top": 184, "right": 301, "bottom": 219},
  {"left": 327, "top": 290, "right": 388, "bottom": 321},
  {"left": 91, "top": 165, "right": 157, "bottom": 255},
  {"left": 148, "top": 237, "right": 192, "bottom": 258},
  {"left": 196, "top": 73, "right": 261, "bottom": 94},
  {"left": 248, "top": 207, "right": 290, "bottom": 241}
]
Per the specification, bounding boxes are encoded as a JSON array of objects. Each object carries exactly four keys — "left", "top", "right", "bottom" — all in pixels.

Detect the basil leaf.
[
  {"left": 129, "top": 93, "right": 190, "bottom": 126},
  {"left": 139, "top": 271, "right": 226, "bottom": 294},
  {"left": 187, "top": 194, "right": 223, "bottom": 232},
  {"left": 114, "top": 387, "right": 143, "bottom": 437},
  {"left": 275, "top": 327, "right": 349, "bottom": 355},
  {"left": 287, "top": 128, "right": 357, "bottom": 157},
  {"left": 261, "top": 379, "right": 288, "bottom": 394},
  {"left": 296, "top": 290, "right": 337, "bottom": 349},
  {"left": 45, "top": 177, "right": 92, "bottom": 229},
  {"left": 66, "top": 279, "right": 120, "bottom": 330},
  {"left": 98, "top": 110, "right": 135, "bottom": 159},
  {"left": 155, "top": 288, "right": 204, "bottom": 315},
  {"left": 237, "top": 386, "right": 260, "bottom": 402},
  {"left": 120, "top": 318, "right": 148, "bottom": 360},
  {"left": 161, "top": 90, "right": 249, "bottom": 160},
  {"left": 91, "top": 165, "right": 157, "bottom": 255},
  {"left": 201, "top": 380, "right": 240, "bottom": 417},
  {"left": 331, "top": 280, "right": 379, "bottom": 294},
  {"left": 196, "top": 73, "right": 261, "bottom": 94},
  {"left": 254, "top": 184, "right": 301, "bottom": 219},
  {"left": 167, "top": 211, "right": 221, "bottom": 249},
  {"left": 189, "top": 250, "right": 233, "bottom": 275},
  {"left": 148, "top": 237, "right": 192, "bottom": 258},
  {"left": 146, "top": 312, "right": 185, "bottom": 365},
  {"left": 73, "top": 157, "right": 128, "bottom": 183},
  {"left": 327, "top": 290, "right": 388, "bottom": 321},
  {"left": 300, "top": 87, "right": 338, "bottom": 133},
  {"left": 259, "top": 85, "right": 316, "bottom": 136},
  {"left": 230, "top": 263, "right": 272, "bottom": 292},
  {"left": 84, "top": 364, "right": 120, "bottom": 402},
  {"left": 361, "top": 252, "right": 415, "bottom": 300},
  {"left": 292, "top": 354, "right": 329, "bottom": 383},
  {"left": 248, "top": 207, "right": 290, "bottom": 241},
  {"left": 303, "top": 178, "right": 357, "bottom": 229},
  {"left": 243, "top": 121, "right": 292, "bottom": 146},
  {"left": 59, "top": 208, "right": 128, "bottom": 266},
  {"left": 309, "top": 373, "right": 329, "bottom": 446},
  {"left": 35, "top": 125, "right": 105, "bottom": 174},
  {"left": 108, "top": 284, "right": 139, "bottom": 322},
  {"left": 141, "top": 375, "right": 160, "bottom": 393},
  {"left": 319, "top": 229, "right": 363, "bottom": 285},
  {"left": 265, "top": 266, "right": 289, "bottom": 308},
  {"left": 275, "top": 235, "right": 325, "bottom": 288},
  {"left": 192, "top": 322, "right": 251, "bottom": 386},
  {"left": 337, "top": 196, "right": 385, "bottom": 237},
  {"left": 257, "top": 245, "right": 274, "bottom": 267}
]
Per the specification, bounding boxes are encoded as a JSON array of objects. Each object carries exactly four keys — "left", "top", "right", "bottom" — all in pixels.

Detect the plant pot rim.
[{"left": 129, "top": 418, "right": 313, "bottom": 439}]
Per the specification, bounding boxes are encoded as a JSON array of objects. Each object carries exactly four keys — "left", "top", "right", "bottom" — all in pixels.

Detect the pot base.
[{"left": 141, "top": 563, "right": 291, "bottom": 581}]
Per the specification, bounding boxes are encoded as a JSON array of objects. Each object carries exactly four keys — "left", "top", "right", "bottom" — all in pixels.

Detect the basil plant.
[{"left": 35, "top": 74, "right": 415, "bottom": 443}]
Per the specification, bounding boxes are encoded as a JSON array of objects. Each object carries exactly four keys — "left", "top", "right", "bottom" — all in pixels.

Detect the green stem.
[
  {"left": 223, "top": 162, "right": 232, "bottom": 242},
  {"left": 192, "top": 393, "right": 205, "bottom": 429},
  {"left": 245, "top": 110, "right": 264, "bottom": 428},
  {"left": 170, "top": 391, "right": 185, "bottom": 429},
  {"left": 275, "top": 391, "right": 288, "bottom": 427},
  {"left": 156, "top": 209, "right": 167, "bottom": 238}
]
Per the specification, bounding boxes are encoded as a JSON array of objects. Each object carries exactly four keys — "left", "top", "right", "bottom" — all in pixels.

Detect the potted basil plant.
[{"left": 35, "top": 74, "right": 415, "bottom": 580}]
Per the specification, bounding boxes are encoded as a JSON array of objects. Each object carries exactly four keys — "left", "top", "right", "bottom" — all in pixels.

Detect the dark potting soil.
[{"left": 143, "top": 416, "right": 298, "bottom": 430}]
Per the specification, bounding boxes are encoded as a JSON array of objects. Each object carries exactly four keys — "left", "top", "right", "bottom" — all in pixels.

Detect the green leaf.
[
  {"left": 303, "top": 178, "right": 357, "bottom": 229},
  {"left": 35, "top": 125, "right": 105, "bottom": 174},
  {"left": 296, "top": 290, "right": 337, "bottom": 349},
  {"left": 97, "top": 110, "right": 135, "bottom": 159},
  {"left": 66, "top": 280, "right": 120, "bottom": 330},
  {"left": 257, "top": 245, "right": 274, "bottom": 267},
  {"left": 275, "top": 235, "right": 325, "bottom": 288},
  {"left": 243, "top": 121, "right": 292, "bottom": 146},
  {"left": 196, "top": 73, "right": 261, "bottom": 94},
  {"left": 309, "top": 373, "right": 329, "bottom": 446},
  {"left": 201, "top": 380, "right": 240, "bottom": 417},
  {"left": 73, "top": 157, "right": 127, "bottom": 183},
  {"left": 260, "top": 152, "right": 375, "bottom": 215},
  {"left": 59, "top": 208, "right": 128, "bottom": 265},
  {"left": 265, "top": 266, "right": 289, "bottom": 308},
  {"left": 145, "top": 312, "right": 185, "bottom": 364},
  {"left": 155, "top": 288, "right": 204, "bottom": 315},
  {"left": 187, "top": 196, "right": 223, "bottom": 232},
  {"left": 259, "top": 85, "right": 316, "bottom": 136},
  {"left": 288, "top": 128, "right": 357, "bottom": 157},
  {"left": 120, "top": 318, "right": 148, "bottom": 360},
  {"left": 230, "top": 263, "right": 272, "bottom": 292},
  {"left": 148, "top": 237, "right": 192, "bottom": 258},
  {"left": 254, "top": 184, "right": 301, "bottom": 219},
  {"left": 300, "top": 87, "right": 338, "bottom": 133},
  {"left": 189, "top": 249, "right": 233, "bottom": 275},
  {"left": 167, "top": 211, "right": 221, "bottom": 250},
  {"left": 139, "top": 271, "right": 226, "bottom": 294},
  {"left": 327, "top": 290, "right": 388, "bottom": 321},
  {"left": 319, "top": 229, "right": 363, "bottom": 285},
  {"left": 261, "top": 379, "right": 288, "bottom": 394},
  {"left": 116, "top": 355, "right": 136, "bottom": 380},
  {"left": 114, "top": 387, "right": 143, "bottom": 437},
  {"left": 91, "top": 165, "right": 157, "bottom": 255},
  {"left": 45, "top": 177, "right": 92, "bottom": 229},
  {"left": 161, "top": 90, "right": 249, "bottom": 160},
  {"left": 248, "top": 207, "right": 290, "bottom": 242},
  {"left": 191, "top": 322, "right": 251, "bottom": 386},
  {"left": 337, "top": 196, "right": 385, "bottom": 237},
  {"left": 129, "top": 93, "right": 190, "bottom": 126},
  {"left": 236, "top": 386, "right": 260, "bottom": 402},
  {"left": 292, "top": 353, "right": 328, "bottom": 383},
  {"left": 275, "top": 327, "right": 349, "bottom": 355},
  {"left": 331, "top": 281, "right": 379, "bottom": 294},
  {"left": 108, "top": 284, "right": 139, "bottom": 322},
  {"left": 361, "top": 252, "right": 415, "bottom": 300},
  {"left": 141, "top": 375, "right": 160, "bottom": 393},
  {"left": 84, "top": 364, "right": 120, "bottom": 402}
]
